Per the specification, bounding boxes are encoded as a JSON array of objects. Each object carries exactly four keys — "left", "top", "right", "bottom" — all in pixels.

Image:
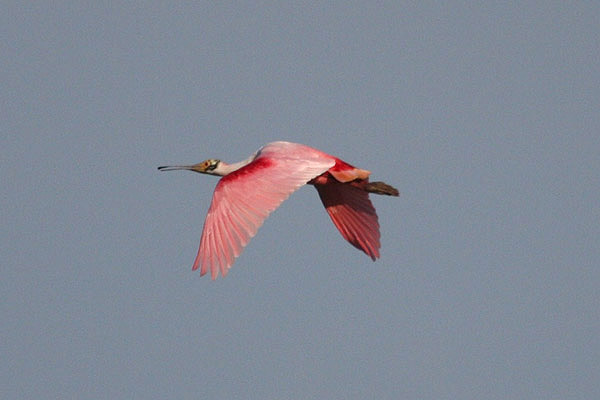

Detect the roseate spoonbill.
[{"left": 158, "top": 141, "right": 398, "bottom": 279}]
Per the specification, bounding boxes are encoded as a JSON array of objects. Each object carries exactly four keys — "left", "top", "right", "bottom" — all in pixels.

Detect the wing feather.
[
  {"left": 193, "top": 142, "right": 335, "bottom": 278},
  {"left": 315, "top": 182, "right": 381, "bottom": 260}
]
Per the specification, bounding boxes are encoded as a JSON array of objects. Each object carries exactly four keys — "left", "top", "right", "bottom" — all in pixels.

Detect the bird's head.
[{"left": 158, "top": 159, "right": 221, "bottom": 175}]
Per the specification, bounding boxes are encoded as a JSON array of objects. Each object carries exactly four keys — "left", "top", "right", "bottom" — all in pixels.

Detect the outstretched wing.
[
  {"left": 194, "top": 142, "right": 335, "bottom": 279},
  {"left": 315, "top": 182, "right": 381, "bottom": 260}
]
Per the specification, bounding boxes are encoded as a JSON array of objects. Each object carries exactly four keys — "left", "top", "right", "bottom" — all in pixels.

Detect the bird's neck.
[{"left": 214, "top": 154, "right": 256, "bottom": 176}]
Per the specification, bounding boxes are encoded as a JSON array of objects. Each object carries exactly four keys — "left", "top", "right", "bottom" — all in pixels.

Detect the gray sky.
[{"left": 2, "top": 2, "right": 599, "bottom": 399}]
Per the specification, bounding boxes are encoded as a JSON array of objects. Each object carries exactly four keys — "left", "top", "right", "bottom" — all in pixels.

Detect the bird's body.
[{"left": 159, "top": 141, "right": 398, "bottom": 279}]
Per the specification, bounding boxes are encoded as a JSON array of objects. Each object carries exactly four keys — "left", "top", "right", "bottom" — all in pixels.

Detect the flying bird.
[{"left": 158, "top": 141, "right": 398, "bottom": 279}]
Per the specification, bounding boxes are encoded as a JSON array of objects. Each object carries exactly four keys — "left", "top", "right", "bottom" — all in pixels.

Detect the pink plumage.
[{"left": 158, "top": 141, "right": 398, "bottom": 279}]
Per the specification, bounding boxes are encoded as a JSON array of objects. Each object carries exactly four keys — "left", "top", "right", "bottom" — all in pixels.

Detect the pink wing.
[
  {"left": 315, "top": 182, "right": 381, "bottom": 260},
  {"left": 194, "top": 142, "right": 335, "bottom": 279}
]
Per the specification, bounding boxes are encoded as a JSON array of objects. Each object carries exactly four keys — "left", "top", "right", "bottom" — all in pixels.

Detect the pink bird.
[{"left": 159, "top": 141, "right": 399, "bottom": 279}]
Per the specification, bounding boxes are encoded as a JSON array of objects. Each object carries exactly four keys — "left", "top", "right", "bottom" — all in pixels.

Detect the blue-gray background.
[{"left": 2, "top": 3, "right": 599, "bottom": 399}]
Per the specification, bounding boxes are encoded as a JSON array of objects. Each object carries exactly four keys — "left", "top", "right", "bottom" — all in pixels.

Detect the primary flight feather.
[{"left": 158, "top": 141, "right": 398, "bottom": 279}]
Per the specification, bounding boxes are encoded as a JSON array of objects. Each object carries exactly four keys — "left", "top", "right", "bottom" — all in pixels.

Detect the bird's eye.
[{"left": 206, "top": 160, "right": 219, "bottom": 171}]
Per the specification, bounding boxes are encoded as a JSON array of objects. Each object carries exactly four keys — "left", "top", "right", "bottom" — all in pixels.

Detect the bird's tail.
[{"left": 364, "top": 181, "right": 399, "bottom": 196}]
